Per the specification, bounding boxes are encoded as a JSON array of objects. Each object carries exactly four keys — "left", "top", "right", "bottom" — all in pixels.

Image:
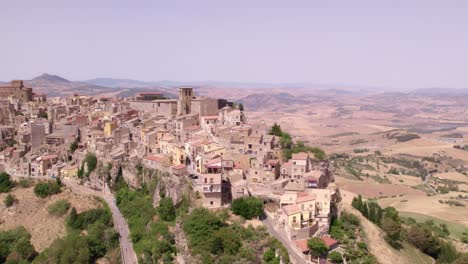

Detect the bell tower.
[{"left": 177, "top": 87, "right": 193, "bottom": 116}]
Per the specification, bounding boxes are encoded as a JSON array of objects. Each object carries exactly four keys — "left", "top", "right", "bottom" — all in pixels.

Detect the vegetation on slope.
[
  {"left": 0, "top": 227, "right": 37, "bottom": 263},
  {"left": 0, "top": 172, "right": 15, "bottom": 193},
  {"left": 352, "top": 195, "right": 467, "bottom": 263},
  {"left": 33, "top": 179, "right": 62, "bottom": 198},
  {"left": 47, "top": 199, "right": 71, "bottom": 216},
  {"left": 329, "top": 211, "right": 376, "bottom": 263},
  {"left": 269, "top": 123, "right": 326, "bottom": 161},
  {"left": 231, "top": 196, "right": 263, "bottom": 220},
  {"left": 116, "top": 183, "right": 176, "bottom": 263},
  {"left": 35, "top": 200, "right": 118, "bottom": 263},
  {"left": 182, "top": 207, "right": 290, "bottom": 264}
]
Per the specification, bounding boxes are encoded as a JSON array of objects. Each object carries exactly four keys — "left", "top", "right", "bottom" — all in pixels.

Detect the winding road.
[
  {"left": 261, "top": 214, "right": 307, "bottom": 264},
  {"left": 8, "top": 173, "right": 138, "bottom": 264},
  {"left": 63, "top": 180, "right": 138, "bottom": 264}
]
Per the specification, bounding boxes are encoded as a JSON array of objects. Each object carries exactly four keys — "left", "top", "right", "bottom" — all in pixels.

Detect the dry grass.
[
  {"left": 377, "top": 194, "right": 468, "bottom": 227},
  {"left": 0, "top": 186, "right": 99, "bottom": 251}
]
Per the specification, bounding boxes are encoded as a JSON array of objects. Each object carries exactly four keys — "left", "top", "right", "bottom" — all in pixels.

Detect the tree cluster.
[
  {"left": 35, "top": 205, "right": 118, "bottom": 264},
  {"left": 231, "top": 196, "right": 264, "bottom": 220},
  {"left": 78, "top": 153, "right": 98, "bottom": 178},
  {"left": 0, "top": 227, "right": 37, "bottom": 263},
  {"left": 116, "top": 186, "right": 176, "bottom": 263},
  {"left": 352, "top": 195, "right": 467, "bottom": 263},
  {"left": 33, "top": 179, "right": 62, "bottom": 198},
  {"left": 329, "top": 211, "right": 376, "bottom": 263},
  {"left": 0, "top": 172, "right": 14, "bottom": 193},
  {"left": 268, "top": 123, "right": 326, "bottom": 161},
  {"left": 182, "top": 207, "right": 290, "bottom": 264}
]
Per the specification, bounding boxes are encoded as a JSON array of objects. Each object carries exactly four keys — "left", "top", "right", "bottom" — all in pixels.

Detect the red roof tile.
[
  {"left": 321, "top": 236, "right": 338, "bottom": 248},
  {"left": 283, "top": 204, "right": 301, "bottom": 215},
  {"left": 292, "top": 152, "right": 309, "bottom": 160}
]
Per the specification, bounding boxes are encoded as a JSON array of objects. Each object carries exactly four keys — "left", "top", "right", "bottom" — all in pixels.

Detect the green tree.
[
  {"left": 0, "top": 172, "right": 14, "bottom": 193},
  {"left": 69, "top": 139, "right": 78, "bottom": 153},
  {"left": 436, "top": 241, "right": 459, "bottom": 264},
  {"left": 381, "top": 217, "right": 402, "bottom": 248},
  {"left": 269, "top": 123, "right": 283, "bottom": 136},
  {"left": 328, "top": 251, "right": 343, "bottom": 263},
  {"left": 85, "top": 153, "right": 98, "bottom": 176},
  {"left": 238, "top": 103, "right": 244, "bottom": 111},
  {"left": 69, "top": 207, "right": 78, "bottom": 225},
  {"left": 157, "top": 197, "right": 176, "bottom": 222},
  {"left": 407, "top": 225, "right": 441, "bottom": 258},
  {"left": 33, "top": 181, "right": 61, "bottom": 198},
  {"left": 362, "top": 202, "right": 369, "bottom": 218},
  {"left": 231, "top": 196, "right": 263, "bottom": 220},
  {"left": 307, "top": 237, "right": 328, "bottom": 257},
  {"left": 4, "top": 194, "right": 16, "bottom": 207},
  {"left": 47, "top": 199, "right": 71, "bottom": 216}
]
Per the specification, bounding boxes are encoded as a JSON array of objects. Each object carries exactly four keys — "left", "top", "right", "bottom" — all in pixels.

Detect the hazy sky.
[{"left": 1, "top": 0, "right": 467, "bottom": 89}]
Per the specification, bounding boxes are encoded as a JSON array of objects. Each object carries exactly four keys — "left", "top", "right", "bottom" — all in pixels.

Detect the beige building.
[{"left": 0, "top": 80, "right": 33, "bottom": 102}]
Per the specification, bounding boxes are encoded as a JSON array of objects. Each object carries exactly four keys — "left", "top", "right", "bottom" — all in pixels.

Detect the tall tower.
[{"left": 177, "top": 87, "right": 193, "bottom": 116}]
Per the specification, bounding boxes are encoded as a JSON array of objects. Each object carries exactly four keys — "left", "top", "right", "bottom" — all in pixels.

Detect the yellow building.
[
  {"left": 172, "top": 144, "right": 186, "bottom": 166},
  {"left": 104, "top": 121, "right": 118, "bottom": 138}
]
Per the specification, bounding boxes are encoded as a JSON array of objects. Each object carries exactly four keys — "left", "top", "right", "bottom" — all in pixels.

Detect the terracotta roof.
[
  {"left": 185, "top": 125, "right": 201, "bottom": 131},
  {"left": 267, "top": 159, "right": 280, "bottom": 165},
  {"left": 296, "top": 194, "right": 316, "bottom": 204},
  {"left": 292, "top": 152, "right": 309, "bottom": 160},
  {"left": 294, "top": 239, "right": 309, "bottom": 253},
  {"left": 203, "top": 115, "right": 218, "bottom": 120},
  {"left": 172, "top": 164, "right": 186, "bottom": 170},
  {"left": 144, "top": 155, "right": 165, "bottom": 162},
  {"left": 282, "top": 204, "right": 301, "bottom": 215},
  {"left": 321, "top": 236, "right": 338, "bottom": 248}
]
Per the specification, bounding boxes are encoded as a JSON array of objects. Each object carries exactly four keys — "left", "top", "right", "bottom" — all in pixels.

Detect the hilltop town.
[{"left": 0, "top": 80, "right": 343, "bottom": 264}]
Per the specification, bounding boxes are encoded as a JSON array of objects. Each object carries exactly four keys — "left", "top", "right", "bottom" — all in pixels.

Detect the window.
[
  {"left": 210, "top": 178, "right": 213, "bottom": 183},
  {"left": 293, "top": 216, "right": 297, "bottom": 223},
  {"left": 210, "top": 201, "right": 213, "bottom": 205},
  {"left": 204, "top": 178, "right": 207, "bottom": 183}
]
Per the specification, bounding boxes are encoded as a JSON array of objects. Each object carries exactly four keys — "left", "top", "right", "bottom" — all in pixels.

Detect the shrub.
[
  {"left": 4, "top": 194, "right": 16, "bottom": 207},
  {"left": 0, "top": 227, "right": 37, "bottom": 263},
  {"left": 0, "top": 172, "right": 14, "bottom": 193},
  {"left": 33, "top": 180, "right": 61, "bottom": 198},
  {"left": 69, "top": 139, "right": 79, "bottom": 153},
  {"left": 231, "top": 196, "right": 263, "bottom": 220},
  {"left": 328, "top": 251, "right": 343, "bottom": 263},
  {"left": 18, "top": 178, "right": 34, "bottom": 188},
  {"left": 157, "top": 197, "right": 176, "bottom": 222},
  {"left": 307, "top": 237, "right": 328, "bottom": 257},
  {"left": 67, "top": 207, "right": 112, "bottom": 230},
  {"left": 47, "top": 199, "right": 71, "bottom": 216}
]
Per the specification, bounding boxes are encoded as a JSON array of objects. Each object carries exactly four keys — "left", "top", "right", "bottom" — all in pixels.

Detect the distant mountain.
[
  {"left": 410, "top": 87, "right": 468, "bottom": 96},
  {"left": 25, "top": 74, "right": 114, "bottom": 96},
  {"left": 237, "top": 92, "right": 310, "bottom": 111},
  {"left": 85, "top": 78, "right": 158, "bottom": 88}
]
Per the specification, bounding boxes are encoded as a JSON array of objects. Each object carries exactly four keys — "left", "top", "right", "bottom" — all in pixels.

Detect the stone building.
[
  {"left": 0, "top": 80, "right": 33, "bottom": 102},
  {"left": 177, "top": 87, "right": 193, "bottom": 116}
]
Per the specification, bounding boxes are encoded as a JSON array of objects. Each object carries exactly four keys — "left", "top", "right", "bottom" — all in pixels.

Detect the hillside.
[
  {"left": 24, "top": 74, "right": 114, "bottom": 97},
  {"left": 0, "top": 185, "right": 99, "bottom": 251}
]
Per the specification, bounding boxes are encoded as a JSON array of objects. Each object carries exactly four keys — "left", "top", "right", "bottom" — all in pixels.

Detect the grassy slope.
[{"left": 399, "top": 211, "right": 467, "bottom": 240}]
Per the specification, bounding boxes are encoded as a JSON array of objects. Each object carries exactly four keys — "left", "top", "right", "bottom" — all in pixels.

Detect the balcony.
[{"left": 202, "top": 184, "right": 221, "bottom": 193}]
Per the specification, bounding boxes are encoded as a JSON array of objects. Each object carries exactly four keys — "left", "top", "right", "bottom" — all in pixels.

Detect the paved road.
[
  {"left": 63, "top": 180, "right": 138, "bottom": 264},
  {"left": 261, "top": 214, "right": 306, "bottom": 264},
  {"left": 11, "top": 174, "right": 139, "bottom": 264}
]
